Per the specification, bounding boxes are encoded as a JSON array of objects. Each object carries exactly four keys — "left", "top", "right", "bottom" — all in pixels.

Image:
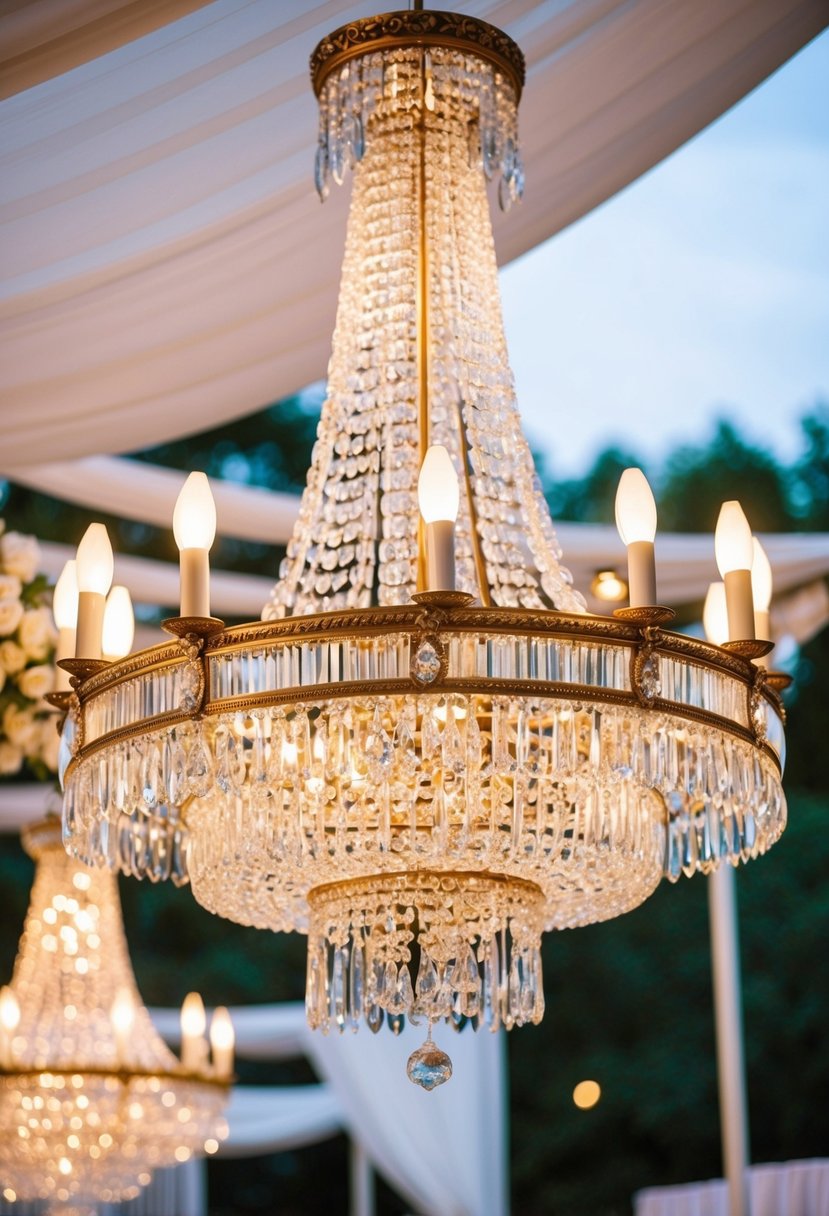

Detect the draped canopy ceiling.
[{"left": 1, "top": 0, "right": 827, "bottom": 470}]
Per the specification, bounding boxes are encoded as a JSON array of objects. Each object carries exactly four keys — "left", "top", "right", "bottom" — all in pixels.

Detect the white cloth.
[
  {"left": 635, "top": 1158, "right": 829, "bottom": 1216},
  {"left": 151, "top": 1001, "right": 505, "bottom": 1215},
  {"left": 1, "top": 0, "right": 825, "bottom": 467}
]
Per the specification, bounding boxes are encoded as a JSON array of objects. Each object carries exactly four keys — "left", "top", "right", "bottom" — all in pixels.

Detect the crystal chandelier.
[
  {"left": 57, "top": 8, "right": 787, "bottom": 1086},
  {"left": 0, "top": 818, "right": 229, "bottom": 1208}
]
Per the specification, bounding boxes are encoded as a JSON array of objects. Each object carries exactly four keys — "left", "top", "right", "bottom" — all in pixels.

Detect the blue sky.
[{"left": 500, "top": 29, "right": 829, "bottom": 479}]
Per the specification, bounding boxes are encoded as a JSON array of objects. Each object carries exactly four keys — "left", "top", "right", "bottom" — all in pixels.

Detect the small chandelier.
[
  {"left": 0, "top": 819, "right": 230, "bottom": 1208},
  {"left": 57, "top": 8, "right": 787, "bottom": 1087}
]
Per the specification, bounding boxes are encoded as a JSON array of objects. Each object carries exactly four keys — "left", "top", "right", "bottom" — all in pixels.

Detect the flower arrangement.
[{"left": 0, "top": 522, "right": 59, "bottom": 780}]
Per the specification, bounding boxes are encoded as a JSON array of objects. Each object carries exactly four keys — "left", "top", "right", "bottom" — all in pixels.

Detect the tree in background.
[{"left": 0, "top": 402, "right": 827, "bottom": 1215}]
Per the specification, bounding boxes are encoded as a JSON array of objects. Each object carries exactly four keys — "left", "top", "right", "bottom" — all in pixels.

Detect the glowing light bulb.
[
  {"left": 173, "top": 472, "right": 217, "bottom": 551},
  {"left": 102, "top": 586, "right": 135, "bottom": 661},
  {"left": 751, "top": 537, "right": 773, "bottom": 613},
  {"left": 173, "top": 473, "right": 216, "bottom": 617},
  {"left": 703, "top": 583, "right": 729, "bottom": 647},
  {"left": 614, "top": 468, "right": 657, "bottom": 545},
  {"left": 614, "top": 468, "right": 657, "bottom": 608},
  {"left": 751, "top": 537, "right": 774, "bottom": 660},
  {"left": 74, "top": 524, "right": 114, "bottom": 659},
  {"left": 418, "top": 445, "right": 459, "bottom": 591},
  {"left": 76, "top": 524, "right": 114, "bottom": 595},
  {"left": 52, "top": 560, "right": 79, "bottom": 689},
  {"left": 715, "top": 502, "right": 755, "bottom": 641},
  {"left": 417, "top": 445, "right": 460, "bottom": 524},
  {"left": 209, "top": 1007, "right": 235, "bottom": 1080},
  {"left": 0, "top": 986, "right": 20, "bottom": 1033},
  {"left": 53, "top": 561, "right": 79, "bottom": 631},
  {"left": 110, "top": 987, "right": 135, "bottom": 1065},
  {"left": 181, "top": 992, "right": 207, "bottom": 1071}
]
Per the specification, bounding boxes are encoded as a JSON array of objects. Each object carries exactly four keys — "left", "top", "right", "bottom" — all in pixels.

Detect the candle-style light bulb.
[
  {"left": 173, "top": 472, "right": 217, "bottom": 618},
  {"left": 751, "top": 536, "right": 774, "bottom": 666},
  {"left": 614, "top": 468, "right": 658, "bottom": 608},
  {"left": 417, "top": 445, "right": 460, "bottom": 591},
  {"left": 703, "top": 582, "right": 729, "bottom": 647},
  {"left": 209, "top": 1006, "right": 235, "bottom": 1080},
  {"left": 0, "top": 984, "right": 20, "bottom": 1068},
  {"left": 53, "top": 560, "right": 79, "bottom": 690},
  {"left": 74, "top": 524, "right": 114, "bottom": 659},
  {"left": 110, "top": 986, "right": 135, "bottom": 1066},
  {"left": 102, "top": 586, "right": 135, "bottom": 662},
  {"left": 715, "top": 501, "right": 755, "bottom": 641},
  {"left": 181, "top": 991, "right": 207, "bottom": 1071}
]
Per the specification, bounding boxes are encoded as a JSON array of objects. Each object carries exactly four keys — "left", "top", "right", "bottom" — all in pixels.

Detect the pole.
[
  {"left": 350, "top": 1139, "right": 375, "bottom": 1216},
  {"left": 708, "top": 864, "right": 751, "bottom": 1216}
]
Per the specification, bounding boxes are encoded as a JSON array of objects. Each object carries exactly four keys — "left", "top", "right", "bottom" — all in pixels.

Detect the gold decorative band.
[
  {"left": 310, "top": 10, "right": 526, "bottom": 101},
  {"left": 309, "top": 868, "right": 545, "bottom": 903}
]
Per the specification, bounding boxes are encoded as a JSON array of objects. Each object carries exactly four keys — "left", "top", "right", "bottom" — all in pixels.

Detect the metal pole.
[
  {"left": 708, "top": 864, "right": 751, "bottom": 1216},
  {"left": 350, "top": 1139, "right": 375, "bottom": 1216}
]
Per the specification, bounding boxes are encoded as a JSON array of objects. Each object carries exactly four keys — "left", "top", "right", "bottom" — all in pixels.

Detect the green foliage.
[{"left": 547, "top": 446, "right": 644, "bottom": 524}]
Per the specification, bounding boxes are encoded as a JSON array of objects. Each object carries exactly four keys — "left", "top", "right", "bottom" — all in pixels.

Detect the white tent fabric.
[
  {"left": 635, "top": 1159, "right": 829, "bottom": 1216},
  {"left": 0, "top": 0, "right": 213, "bottom": 100},
  {"left": 152, "top": 1001, "right": 506, "bottom": 1215},
  {"left": 6, "top": 456, "right": 301, "bottom": 542},
  {"left": 1, "top": 0, "right": 826, "bottom": 468}
]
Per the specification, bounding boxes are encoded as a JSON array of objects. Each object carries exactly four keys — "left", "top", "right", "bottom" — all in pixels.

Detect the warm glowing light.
[
  {"left": 614, "top": 468, "right": 657, "bottom": 545},
  {"left": 181, "top": 992, "right": 206, "bottom": 1042},
  {"left": 58, "top": 1157, "right": 72, "bottom": 1176},
  {"left": 209, "top": 1006, "right": 235, "bottom": 1080},
  {"left": 572, "top": 1079, "right": 601, "bottom": 1109},
  {"left": 204, "top": 1138, "right": 219, "bottom": 1155},
  {"left": 53, "top": 561, "right": 79, "bottom": 630},
  {"left": 715, "top": 501, "right": 753, "bottom": 576},
  {"left": 173, "top": 472, "right": 217, "bottom": 552},
  {"left": 417, "top": 445, "right": 460, "bottom": 524},
  {"left": 75, "top": 524, "right": 114, "bottom": 595},
  {"left": 102, "top": 586, "right": 135, "bottom": 660},
  {"left": 751, "top": 537, "right": 773, "bottom": 612},
  {"left": 590, "top": 569, "right": 628, "bottom": 603},
  {"left": 210, "top": 1007, "right": 234, "bottom": 1050},
  {"left": 110, "top": 987, "right": 135, "bottom": 1037},
  {"left": 703, "top": 583, "right": 729, "bottom": 647},
  {"left": 0, "top": 986, "right": 20, "bottom": 1033}
]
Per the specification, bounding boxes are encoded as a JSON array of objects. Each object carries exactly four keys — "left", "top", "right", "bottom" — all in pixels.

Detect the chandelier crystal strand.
[
  {"left": 0, "top": 819, "right": 228, "bottom": 1206},
  {"left": 58, "top": 9, "right": 787, "bottom": 1088}
]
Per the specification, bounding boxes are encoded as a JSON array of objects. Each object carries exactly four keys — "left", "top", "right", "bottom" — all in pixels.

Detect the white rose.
[
  {"left": 2, "top": 704, "right": 39, "bottom": 752},
  {"left": 38, "top": 719, "right": 60, "bottom": 774},
  {"left": 18, "top": 607, "right": 57, "bottom": 661},
  {"left": 0, "top": 740, "right": 23, "bottom": 776},
  {"left": 17, "top": 663, "right": 55, "bottom": 702},
  {"left": 0, "top": 639, "right": 27, "bottom": 675},
  {"left": 0, "top": 599, "right": 23, "bottom": 637},
  {"left": 0, "top": 574, "right": 22, "bottom": 601},
  {"left": 0, "top": 532, "right": 40, "bottom": 585}
]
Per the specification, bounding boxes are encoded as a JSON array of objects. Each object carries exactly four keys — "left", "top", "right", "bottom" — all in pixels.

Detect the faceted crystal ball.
[{"left": 406, "top": 1039, "right": 453, "bottom": 1091}]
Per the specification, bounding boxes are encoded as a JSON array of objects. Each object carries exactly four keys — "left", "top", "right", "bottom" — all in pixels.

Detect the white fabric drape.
[
  {"left": 152, "top": 1001, "right": 505, "bottom": 1215},
  {"left": 635, "top": 1159, "right": 829, "bottom": 1216},
  {"left": 308, "top": 1021, "right": 506, "bottom": 1216},
  {"left": 1, "top": 0, "right": 825, "bottom": 468},
  {"left": 6, "top": 456, "right": 300, "bottom": 542},
  {"left": 0, "top": 0, "right": 213, "bottom": 100}
]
